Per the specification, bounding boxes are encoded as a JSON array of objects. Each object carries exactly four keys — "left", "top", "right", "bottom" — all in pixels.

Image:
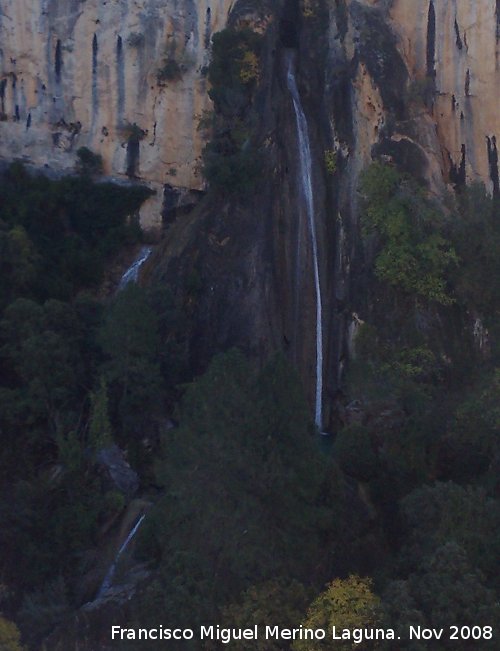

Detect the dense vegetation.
[
  {"left": 0, "top": 153, "right": 499, "bottom": 649},
  {"left": 201, "top": 28, "right": 263, "bottom": 194},
  {"left": 0, "top": 164, "right": 186, "bottom": 646}
]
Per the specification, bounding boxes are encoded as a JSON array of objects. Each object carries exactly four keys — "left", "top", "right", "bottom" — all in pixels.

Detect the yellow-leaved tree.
[
  {"left": 293, "top": 576, "right": 382, "bottom": 651},
  {"left": 0, "top": 615, "right": 24, "bottom": 651}
]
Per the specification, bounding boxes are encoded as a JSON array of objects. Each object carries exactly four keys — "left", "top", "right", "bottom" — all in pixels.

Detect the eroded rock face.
[
  {"left": 1, "top": 0, "right": 497, "bottom": 232},
  {"left": 0, "top": 0, "right": 498, "bottom": 426},
  {"left": 0, "top": 0, "right": 233, "bottom": 227},
  {"left": 95, "top": 444, "right": 139, "bottom": 496},
  {"left": 390, "top": 0, "right": 499, "bottom": 193}
]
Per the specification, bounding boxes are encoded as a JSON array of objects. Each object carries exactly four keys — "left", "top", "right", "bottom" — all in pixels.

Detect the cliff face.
[
  {"left": 1, "top": 0, "right": 497, "bottom": 230},
  {"left": 0, "top": 0, "right": 233, "bottom": 227},
  {"left": 146, "top": 0, "right": 499, "bottom": 428},
  {"left": 390, "top": 0, "right": 499, "bottom": 193},
  {"left": 1, "top": 0, "right": 498, "bottom": 427}
]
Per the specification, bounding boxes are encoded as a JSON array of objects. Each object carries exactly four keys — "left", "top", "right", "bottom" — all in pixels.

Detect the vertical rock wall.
[
  {"left": 0, "top": 0, "right": 233, "bottom": 227},
  {"left": 390, "top": 0, "right": 499, "bottom": 193}
]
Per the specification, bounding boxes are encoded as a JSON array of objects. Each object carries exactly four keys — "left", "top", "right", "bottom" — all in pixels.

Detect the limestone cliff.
[
  {"left": 1, "top": 0, "right": 497, "bottom": 231},
  {"left": 1, "top": 0, "right": 498, "bottom": 429},
  {"left": 145, "top": 0, "right": 499, "bottom": 429},
  {"left": 390, "top": 0, "right": 499, "bottom": 193},
  {"left": 0, "top": 0, "right": 233, "bottom": 227}
]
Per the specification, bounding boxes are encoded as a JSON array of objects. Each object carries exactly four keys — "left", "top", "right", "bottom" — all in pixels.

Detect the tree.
[
  {"left": 0, "top": 616, "right": 24, "bottom": 651},
  {"left": 399, "top": 482, "right": 500, "bottom": 589},
  {"left": 98, "top": 284, "right": 164, "bottom": 440},
  {"left": 333, "top": 425, "right": 377, "bottom": 481},
  {"left": 18, "top": 576, "right": 69, "bottom": 646},
  {"left": 221, "top": 580, "right": 310, "bottom": 651},
  {"left": 294, "top": 576, "right": 382, "bottom": 651},
  {"left": 88, "top": 377, "right": 113, "bottom": 449},
  {"left": 202, "top": 28, "right": 263, "bottom": 193},
  {"left": 382, "top": 543, "right": 500, "bottom": 650},
  {"left": 76, "top": 147, "right": 103, "bottom": 176},
  {"left": 360, "top": 163, "right": 457, "bottom": 305},
  {"left": 133, "top": 351, "right": 341, "bottom": 635}
]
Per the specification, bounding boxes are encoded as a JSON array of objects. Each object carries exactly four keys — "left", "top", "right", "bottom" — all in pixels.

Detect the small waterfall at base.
[
  {"left": 117, "top": 246, "right": 152, "bottom": 291},
  {"left": 97, "top": 513, "right": 146, "bottom": 599},
  {"left": 286, "top": 52, "right": 324, "bottom": 431}
]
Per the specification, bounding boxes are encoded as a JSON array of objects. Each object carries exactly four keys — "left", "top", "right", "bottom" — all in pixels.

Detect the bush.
[
  {"left": 76, "top": 146, "right": 103, "bottom": 176},
  {"left": 202, "top": 27, "right": 262, "bottom": 193},
  {"left": 157, "top": 58, "right": 182, "bottom": 82},
  {"left": 0, "top": 163, "right": 150, "bottom": 303},
  {"left": 360, "top": 162, "right": 458, "bottom": 305},
  {"left": 202, "top": 138, "right": 261, "bottom": 194},
  {"left": 324, "top": 149, "right": 337, "bottom": 175},
  {"left": 294, "top": 577, "right": 382, "bottom": 651},
  {"left": 0, "top": 616, "right": 24, "bottom": 651},
  {"left": 334, "top": 425, "right": 377, "bottom": 481}
]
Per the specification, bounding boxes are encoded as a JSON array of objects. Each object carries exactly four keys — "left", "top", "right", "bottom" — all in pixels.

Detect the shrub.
[
  {"left": 324, "top": 149, "right": 337, "bottom": 175},
  {"left": 76, "top": 146, "right": 103, "bottom": 176},
  {"left": 334, "top": 425, "right": 377, "bottom": 481},
  {"left": 0, "top": 616, "right": 24, "bottom": 651},
  {"left": 202, "top": 27, "right": 262, "bottom": 193},
  {"left": 157, "top": 58, "right": 182, "bottom": 82},
  {"left": 294, "top": 576, "right": 382, "bottom": 651},
  {"left": 360, "top": 162, "right": 457, "bottom": 305}
]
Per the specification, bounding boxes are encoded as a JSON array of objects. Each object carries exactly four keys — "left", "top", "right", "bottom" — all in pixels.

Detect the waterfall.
[
  {"left": 97, "top": 513, "right": 146, "bottom": 599},
  {"left": 286, "top": 54, "right": 324, "bottom": 431},
  {"left": 117, "top": 246, "right": 152, "bottom": 291}
]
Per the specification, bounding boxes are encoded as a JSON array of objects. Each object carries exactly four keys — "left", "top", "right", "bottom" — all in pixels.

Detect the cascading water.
[
  {"left": 117, "top": 246, "right": 152, "bottom": 291},
  {"left": 286, "top": 53, "right": 324, "bottom": 431},
  {"left": 97, "top": 513, "right": 146, "bottom": 599}
]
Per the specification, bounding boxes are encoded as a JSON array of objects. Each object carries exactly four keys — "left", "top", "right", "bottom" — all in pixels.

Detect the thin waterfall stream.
[
  {"left": 97, "top": 513, "right": 146, "bottom": 599},
  {"left": 117, "top": 246, "right": 152, "bottom": 291},
  {"left": 286, "top": 53, "right": 324, "bottom": 431}
]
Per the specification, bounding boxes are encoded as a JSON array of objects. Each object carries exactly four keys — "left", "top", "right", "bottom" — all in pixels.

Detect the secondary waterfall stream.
[
  {"left": 286, "top": 54, "right": 324, "bottom": 430},
  {"left": 97, "top": 513, "right": 146, "bottom": 599},
  {"left": 117, "top": 246, "right": 152, "bottom": 291}
]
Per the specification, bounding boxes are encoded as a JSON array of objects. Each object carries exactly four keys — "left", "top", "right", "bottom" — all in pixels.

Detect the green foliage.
[
  {"left": 222, "top": 580, "right": 310, "bottom": 651},
  {"left": 0, "top": 298, "right": 85, "bottom": 446},
  {"left": 440, "top": 369, "right": 500, "bottom": 484},
  {"left": 98, "top": 284, "right": 165, "bottom": 447},
  {"left": 449, "top": 183, "right": 500, "bottom": 321},
  {"left": 202, "top": 137, "right": 262, "bottom": 194},
  {"left": 18, "top": 576, "right": 69, "bottom": 645},
  {"left": 88, "top": 377, "right": 113, "bottom": 449},
  {"left": 157, "top": 58, "right": 182, "bottom": 82},
  {"left": 133, "top": 351, "right": 341, "bottom": 630},
  {"left": 399, "top": 482, "right": 500, "bottom": 587},
  {"left": 202, "top": 28, "right": 263, "bottom": 193},
  {"left": 360, "top": 163, "right": 457, "bottom": 305},
  {"left": 53, "top": 430, "right": 84, "bottom": 474},
  {"left": 76, "top": 146, "right": 103, "bottom": 176},
  {"left": 334, "top": 425, "right": 377, "bottom": 481},
  {"left": 324, "top": 149, "right": 337, "bottom": 175},
  {"left": 0, "top": 616, "right": 24, "bottom": 651},
  {"left": 103, "top": 489, "right": 125, "bottom": 515},
  {"left": 382, "top": 543, "right": 500, "bottom": 650},
  {"left": 0, "top": 470, "right": 103, "bottom": 593},
  {"left": 348, "top": 323, "right": 441, "bottom": 416},
  {"left": 144, "top": 283, "right": 190, "bottom": 399},
  {"left": 0, "top": 163, "right": 149, "bottom": 305},
  {"left": 207, "top": 28, "right": 262, "bottom": 113},
  {"left": 294, "top": 576, "right": 382, "bottom": 651}
]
